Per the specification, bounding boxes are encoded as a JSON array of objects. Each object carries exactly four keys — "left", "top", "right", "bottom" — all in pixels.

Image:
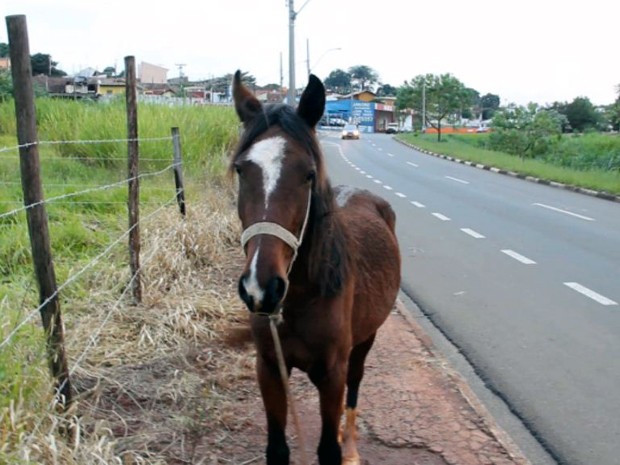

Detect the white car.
[
  {"left": 341, "top": 124, "right": 360, "bottom": 140},
  {"left": 385, "top": 123, "right": 399, "bottom": 134}
]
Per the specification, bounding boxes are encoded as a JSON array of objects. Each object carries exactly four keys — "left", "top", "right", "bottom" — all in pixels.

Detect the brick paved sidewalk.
[{"left": 344, "top": 300, "right": 533, "bottom": 465}]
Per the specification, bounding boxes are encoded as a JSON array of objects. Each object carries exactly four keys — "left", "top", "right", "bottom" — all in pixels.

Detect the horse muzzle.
[{"left": 238, "top": 273, "right": 288, "bottom": 315}]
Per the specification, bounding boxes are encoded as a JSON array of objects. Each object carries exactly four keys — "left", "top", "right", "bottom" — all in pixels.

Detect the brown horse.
[{"left": 230, "top": 70, "right": 401, "bottom": 465}]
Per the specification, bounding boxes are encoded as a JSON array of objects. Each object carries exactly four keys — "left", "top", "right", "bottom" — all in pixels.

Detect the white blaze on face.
[
  {"left": 243, "top": 136, "right": 287, "bottom": 303},
  {"left": 246, "top": 136, "right": 287, "bottom": 210},
  {"left": 243, "top": 249, "right": 264, "bottom": 304}
]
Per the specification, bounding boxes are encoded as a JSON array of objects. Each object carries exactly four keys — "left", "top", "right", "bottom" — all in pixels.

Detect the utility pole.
[
  {"left": 286, "top": 0, "right": 312, "bottom": 106},
  {"left": 422, "top": 79, "right": 426, "bottom": 132},
  {"left": 306, "top": 38, "right": 310, "bottom": 77},
  {"left": 287, "top": 0, "right": 296, "bottom": 106},
  {"left": 280, "top": 52, "right": 283, "bottom": 91}
]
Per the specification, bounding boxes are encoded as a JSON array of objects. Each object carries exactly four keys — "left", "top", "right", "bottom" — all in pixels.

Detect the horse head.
[{"left": 231, "top": 70, "right": 327, "bottom": 315}]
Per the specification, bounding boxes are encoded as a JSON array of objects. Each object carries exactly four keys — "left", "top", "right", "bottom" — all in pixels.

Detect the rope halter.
[{"left": 240, "top": 188, "right": 312, "bottom": 278}]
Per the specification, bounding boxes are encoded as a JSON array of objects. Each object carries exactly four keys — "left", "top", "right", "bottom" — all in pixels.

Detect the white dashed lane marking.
[
  {"left": 533, "top": 203, "right": 595, "bottom": 221},
  {"left": 334, "top": 143, "right": 617, "bottom": 310},
  {"left": 501, "top": 249, "right": 536, "bottom": 265},
  {"left": 564, "top": 282, "right": 617, "bottom": 306},
  {"left": 432, "top": 213, "right": 451, "bottom": 221},
  {"left": 445, "top": 176, "right": 470, "bottom": 184},
  {"left": 461, "top": 228, "right": 485, "bottom": 239}
]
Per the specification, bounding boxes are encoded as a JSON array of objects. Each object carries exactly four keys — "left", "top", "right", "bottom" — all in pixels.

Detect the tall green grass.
[
  {"left": 399, "top": 133, "right": 620, "bottom": 195},
  {"left": 0, "top": 97, "right": 240, "bottom": 453}
]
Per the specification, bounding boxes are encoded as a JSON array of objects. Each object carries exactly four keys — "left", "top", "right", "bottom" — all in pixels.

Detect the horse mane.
[{"left": 230, "top": 104, "right": 350, "bottom": 297}]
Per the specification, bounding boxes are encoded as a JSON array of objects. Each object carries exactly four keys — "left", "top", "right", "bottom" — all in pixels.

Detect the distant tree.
[
  {"left": 547, "top": 101, "right": 572, "bottom": 132},
  {"left": 490, "top": 103, "right": 564, "bottom": 159},
  {"left": 324, "top": 69, "right": 352, "bottom": 94},
  {"left": 205, "top": 72, "right": 256, "bottom": 95},
  {"left": 609, "top": 84, "right": 620, "bottom": 131},
  {"left": 480, "top": 93, "right": 500, "bottom": 120},
  {"left": 376, "top": 83, "right": 397, "bottom": 97},
  {"left": 102, "top": 66, "right": 117, "bottom": 77},
  {"left": 0, "top": 42, "right": 8, "bottom": 57},
  {"left": 30, "top": 53, "right": 66, "bottom": 76},
  {"left": 261, "top": 83, "right": 281, "bottom": 91},
  {"left": 0, "top": 69, "right": 12, "bottom": 102},
  {"left": 564, "top": 96, "right": 601, "bottom": 132},
  {"left": 397, "top": 73, "right": 469, "bottom": 141},
  {"left": 461, "top": 87, "right": 480, "bottom": 119},
  {"left": 348, "top": 65, "right": 379, "bottom": 91}
]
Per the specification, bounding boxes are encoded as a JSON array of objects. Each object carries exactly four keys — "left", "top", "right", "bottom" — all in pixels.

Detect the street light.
[{"left": 308, "top": 46, "right": 341, "bottom": 76}]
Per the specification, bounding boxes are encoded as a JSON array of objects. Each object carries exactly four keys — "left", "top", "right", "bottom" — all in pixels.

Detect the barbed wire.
[
  {"left": 0, "top": 198, "right": 181, "bottom": 206},
  {"left": 0, "top": 154, "right": 176, "bottom": 162},
  {"left": 0, "top": 164, "right": 177, "bottom": 221},
  {"left": 65, "top": 213, "right": 179, "bottom": 380},
  {"left": 0, "top": 194, "right": 179, "bottom": 351},
  {"left": 28, "top": 202, "right": 180, "bottom": 439},
  {"left": 0, "top": 136, "right": 174, "bottom": 154},
  {"left": 0, "top": 180, "right": 176, "bottom": 190}
]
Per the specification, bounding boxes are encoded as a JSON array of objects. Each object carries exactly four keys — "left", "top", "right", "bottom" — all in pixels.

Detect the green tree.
[
  {"left": 397, "top": 73, "right": 469, "bottom": 141},
  {"left": 564, "top": 96, "right": 601, "bottom": 132},
  {"left": 324, "top": 68, "right": 352, "bottom": 94},
  {"left": 0, "top": 42, "right": 8, "bottom": 57},
  {"left": 206, "top": 72, "right": 256, "bottom": 95},
  {"left": 102, "top": 66, "right": 117, "bottom": 77},
  {"left": 348, "top": 65, "right": 379, "bottom": 91},
  {"left": 0, "top": 69, "right": 12, "bottom": 102},
  {"left": 30, "top": 53, "right": 66, "bottom": 76},
  {"left": 461, "top": 87, "right": 480, "bottom": 119},
  {"left": 490, "top": 103, "right": 563, "bottom": 159},
  {"left": 480, "top": 93, "right": 500, "bottom": 120},
  {"left": 609, "top": 84, "right": 620, "bottom": 131},
  {"left": 376, "top": 83, "right": 397, "bottom": 97}
]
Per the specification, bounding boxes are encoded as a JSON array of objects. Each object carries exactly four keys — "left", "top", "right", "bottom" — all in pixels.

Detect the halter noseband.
[{"left": 240, "top": 189, "right": 312, "bottom": 274}]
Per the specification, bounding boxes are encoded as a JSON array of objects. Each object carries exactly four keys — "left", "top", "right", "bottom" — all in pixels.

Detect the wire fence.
[
  {"left": 2, "top": 22, "right": 189, "bottom": 412},
  {"left": 0, "top": 128, "right": 187, "bottom": 410}
]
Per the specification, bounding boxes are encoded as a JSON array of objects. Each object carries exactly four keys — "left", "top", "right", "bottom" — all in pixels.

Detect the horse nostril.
[
  {"left": 264, "top": 276, "right": 287, "bottom": 314},
  {"left": 238, "top": 278, "right": 255, "bottom": 312}
]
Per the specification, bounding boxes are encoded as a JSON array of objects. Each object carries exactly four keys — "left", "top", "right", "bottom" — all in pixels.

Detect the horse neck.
[{"left": 287, "top": 191, "right": 349, "bottom": 299}]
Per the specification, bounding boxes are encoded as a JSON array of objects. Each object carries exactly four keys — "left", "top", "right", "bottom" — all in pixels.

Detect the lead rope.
[
  {"left": 241, "top": 189, "right": 313, "bottom": 465},
  {"left": 269, "top": 315, "right": 310, "bottom": 465}
]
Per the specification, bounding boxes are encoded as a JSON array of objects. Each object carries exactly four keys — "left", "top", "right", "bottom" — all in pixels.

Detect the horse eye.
[{"left": 306, "top": 170, "right": 316, "bottom": 182}]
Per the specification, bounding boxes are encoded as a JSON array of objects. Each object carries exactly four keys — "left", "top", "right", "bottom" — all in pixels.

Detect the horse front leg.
[
  {"left": 341, "top": 333, "right": 377, "bottom": 465},
  {"left": 257, "top": 355, "right": 290, "bottom": 465},
  {"left": 310, "top": 362, "right": 347, "bottom": 465}
]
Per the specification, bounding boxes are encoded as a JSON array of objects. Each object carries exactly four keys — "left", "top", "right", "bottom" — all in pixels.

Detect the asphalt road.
[{"left": 319, "top": 130, "right": 620, "bottom": 465}]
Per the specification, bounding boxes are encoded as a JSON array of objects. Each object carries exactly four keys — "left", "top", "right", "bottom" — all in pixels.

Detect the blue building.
[{"left": 324, "top": 92, "right": 396, "bottom": 133}]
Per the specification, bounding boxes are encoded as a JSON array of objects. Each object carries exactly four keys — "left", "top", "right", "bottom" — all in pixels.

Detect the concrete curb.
[
  {"left": 394, "top": 298, "right": 534, "bottom": 465},
  {"left": 394, "top": 138, "right": 620, "bottom": 203}
]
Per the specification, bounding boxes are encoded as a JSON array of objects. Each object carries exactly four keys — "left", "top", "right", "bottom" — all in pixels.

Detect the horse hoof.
[{"left": 342, "top": 455, "right": 361, "bottom": 465}]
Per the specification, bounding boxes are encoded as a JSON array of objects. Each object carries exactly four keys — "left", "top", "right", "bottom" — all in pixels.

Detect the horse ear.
[
  {"left": 232, "top": 70, "right": 262, "bottom": 124},
  {"left": 297, "top": 74, "right": 325, "bottom": 129}
]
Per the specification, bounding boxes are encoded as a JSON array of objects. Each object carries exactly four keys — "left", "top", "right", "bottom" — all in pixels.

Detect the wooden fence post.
[
  {"left": 171, "top": 127, "right": 186, "bottom": 217},
  {"left": 125, "top": 56, "right": 141, "bottom": 304},
  {"left": 6, "top": 14, "right": 72, "bottom": 407}
]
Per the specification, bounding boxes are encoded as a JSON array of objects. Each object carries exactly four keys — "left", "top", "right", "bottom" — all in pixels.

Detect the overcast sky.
[{"left": 2, "top": 0, "right": 618, "bottom": 106}]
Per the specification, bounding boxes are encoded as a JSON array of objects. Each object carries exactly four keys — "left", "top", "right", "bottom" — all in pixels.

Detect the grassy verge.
[
  {"left": 398, "top": 133, "right": 620, "bottom": 196},
  {"left": 0, "top": 99, "right": 244, "bottom": 463}
]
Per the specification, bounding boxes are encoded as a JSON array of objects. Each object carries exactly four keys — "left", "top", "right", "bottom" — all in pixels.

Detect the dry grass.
[{"left": 0, "top": 182, "right": 259, "bottom": 464}]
